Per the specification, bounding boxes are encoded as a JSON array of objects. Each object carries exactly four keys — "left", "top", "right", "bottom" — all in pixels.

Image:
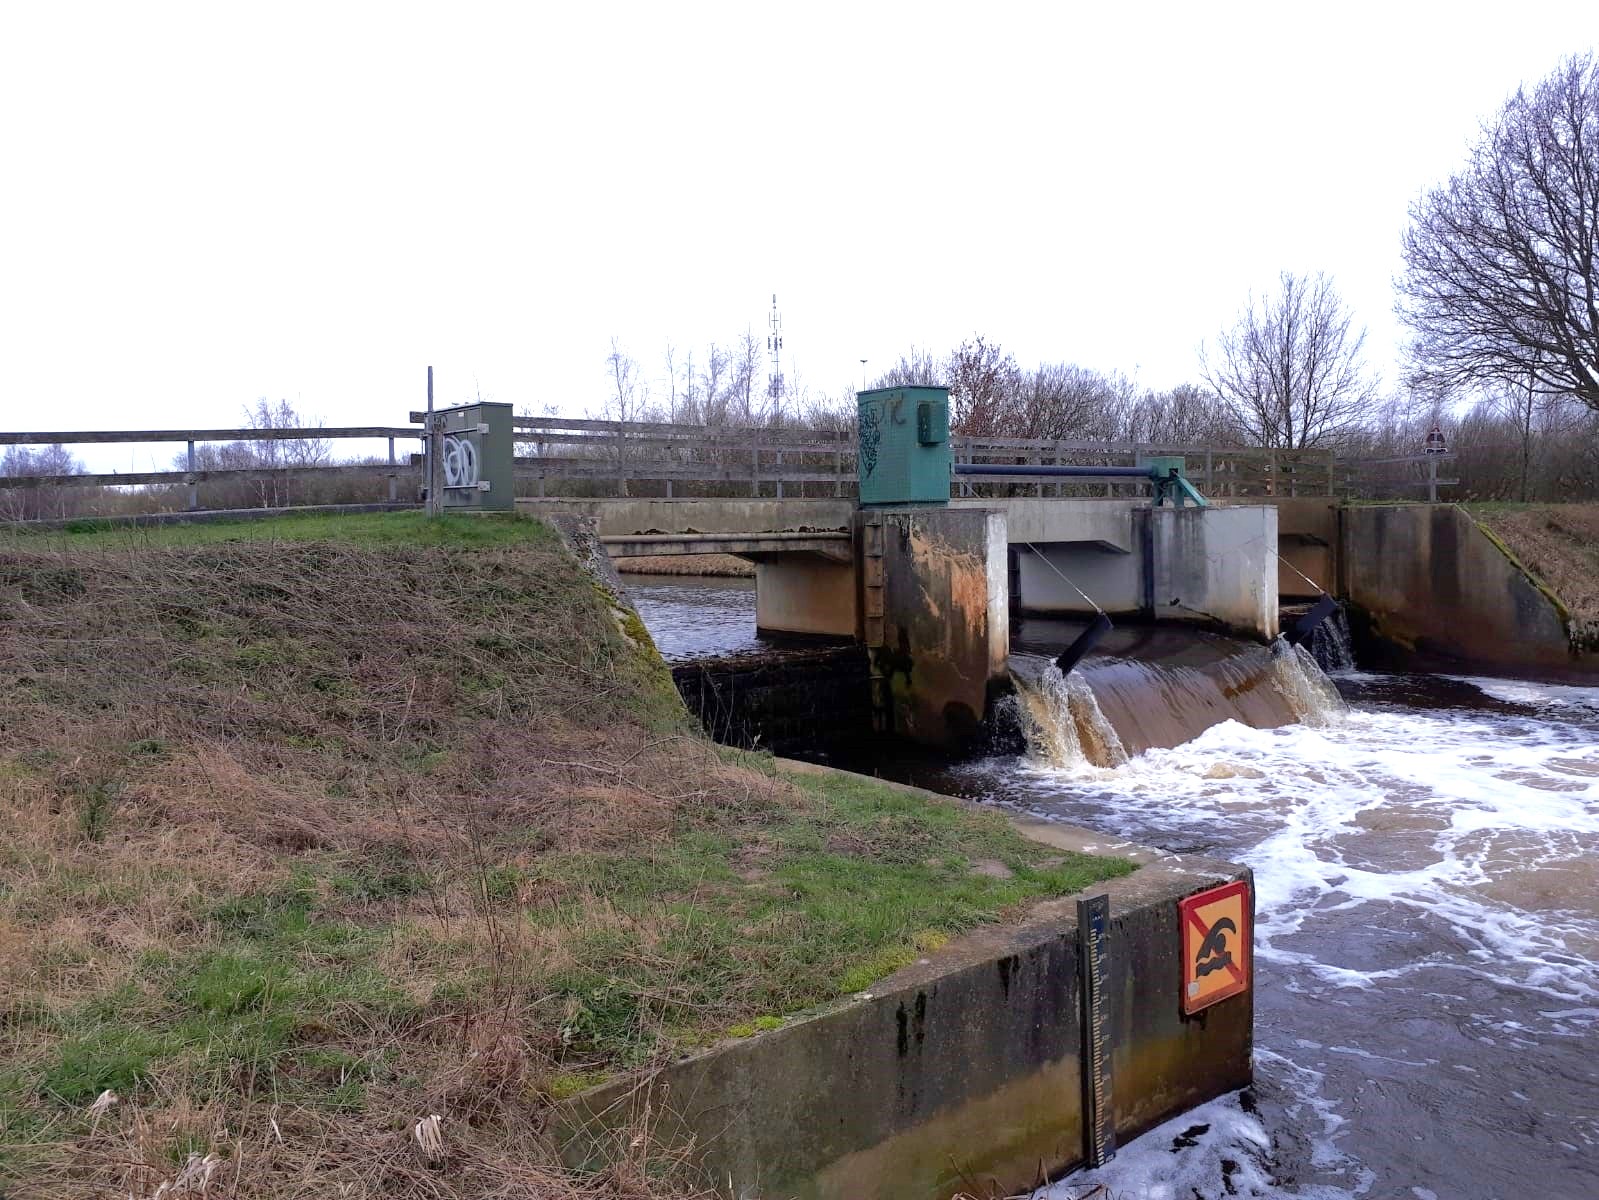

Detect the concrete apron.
[{"left": 552, "top": 761, "right": 1254, "bottom": 1200}]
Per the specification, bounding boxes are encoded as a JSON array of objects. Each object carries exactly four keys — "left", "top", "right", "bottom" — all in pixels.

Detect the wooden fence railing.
[
  {"left": 0, "top": 416, "right": 1458, "bottom": 514},
  {"left": 0, "top": 426, "right": 420, "bottom": 515}
]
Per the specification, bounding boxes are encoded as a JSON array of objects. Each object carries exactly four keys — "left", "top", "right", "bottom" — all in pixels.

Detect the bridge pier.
[{"left": 855, "top": 506, "right": 1009, "bottom": 750}]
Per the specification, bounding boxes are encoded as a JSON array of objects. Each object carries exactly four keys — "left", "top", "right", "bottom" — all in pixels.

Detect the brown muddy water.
[{"left": 628, "top": 577, "right": 1599, "bottom": 1200}]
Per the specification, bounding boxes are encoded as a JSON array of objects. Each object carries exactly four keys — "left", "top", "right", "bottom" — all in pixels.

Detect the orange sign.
[{"left": 1179, "top": 880, "right": 1252, "bottom": 1014}]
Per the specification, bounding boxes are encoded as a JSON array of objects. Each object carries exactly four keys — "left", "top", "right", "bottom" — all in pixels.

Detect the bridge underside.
[{"left": 523, "top": 494, "right": 1289, "bottom": 646}]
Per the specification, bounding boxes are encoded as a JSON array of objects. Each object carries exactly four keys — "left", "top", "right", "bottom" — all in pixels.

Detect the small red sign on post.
[{"left": 1179, "top": 880, "right": 1252, "bottom": 1015}]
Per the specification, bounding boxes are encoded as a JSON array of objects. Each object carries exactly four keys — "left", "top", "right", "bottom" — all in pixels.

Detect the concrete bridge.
[
  {"left": 520, "top": 494, "right": 1326, "bottom": 639},
  {"left": 521, "top": 494, "right": 1329, "bottom": 748}
]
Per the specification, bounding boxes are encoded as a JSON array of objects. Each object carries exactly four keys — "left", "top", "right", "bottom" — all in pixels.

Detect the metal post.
[
  {"left": 1327, "top": 451, "right": 1336, "bottom": 497},
  {"left": 834, "top": 444, "right": 843, "bottom": 497},
  {"left": 775, "top": 448, "right": 784, "bottom": 499},
  {"left": 387, "top": 436, "right": 396, "bottom": 502},
  {"left": 186, "top": 439, "right": 198, "bottom": 511},
  {"left": 426, "top": 366, "right": 441, "bottom": 516},
  {"left": 1205, "top": 448, "right": 1214, "bottom": 493},
  {"left": 1428, "top": 455, "right": 1438, "bottom": 503}
]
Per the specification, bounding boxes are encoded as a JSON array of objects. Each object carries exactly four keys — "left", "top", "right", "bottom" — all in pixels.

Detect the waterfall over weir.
[{"left": 1010, "top": 630, "right": 1346, "bottom": 770}]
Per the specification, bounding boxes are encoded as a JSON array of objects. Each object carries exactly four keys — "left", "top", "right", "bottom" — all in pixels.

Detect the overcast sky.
[{"left": 3, "top": 2, "right": 1596, "bottom": 470}]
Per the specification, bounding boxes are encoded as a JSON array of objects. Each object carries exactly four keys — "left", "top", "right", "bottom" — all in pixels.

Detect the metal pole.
[
  {"left": 186, "top": 439, "right": 197, "bottom": 511},
  {"left": 426, "top": 365, "right": 439, "bottom": 516},
  {"left": 1428, "top": 455, "right": 1438, "bottom": 503},
  {"left": 387, "top": 436, "right": 396, "bottom": 502}
]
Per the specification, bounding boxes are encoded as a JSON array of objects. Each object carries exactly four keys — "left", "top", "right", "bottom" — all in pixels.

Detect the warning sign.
[{"left": 1179, "top": 880, "right": 1251, "bottom": 1015}]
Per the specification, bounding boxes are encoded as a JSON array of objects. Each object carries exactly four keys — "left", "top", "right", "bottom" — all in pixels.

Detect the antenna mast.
[{"left": 766, "top": 292, "right": 784, "bottom": 423}]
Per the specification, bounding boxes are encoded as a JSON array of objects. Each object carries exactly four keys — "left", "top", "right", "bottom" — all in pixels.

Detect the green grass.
[
  {"left": 0, "top": 509, "right": 557, "bottom": 550},
  {"left": 26, "top": 886, "right": 413, "bottom": 1112},
  {"left": 521, "top": 760, "right": 1133, "bottom": 1063}
]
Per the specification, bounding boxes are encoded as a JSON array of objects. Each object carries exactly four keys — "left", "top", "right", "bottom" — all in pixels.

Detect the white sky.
[{"left": 3, "top": 2, "right": 1596, "bottom": 470}]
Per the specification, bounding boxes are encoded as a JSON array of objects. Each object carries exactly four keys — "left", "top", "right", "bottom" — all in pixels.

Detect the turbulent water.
[
  {"left": 996, "top": 664, "right": 1599, "bottom": 1200},
  {"left": 631, "top": 583, "right": 1599, "bottom": 1199}
]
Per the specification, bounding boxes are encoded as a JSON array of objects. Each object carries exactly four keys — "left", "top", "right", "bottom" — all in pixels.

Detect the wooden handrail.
[{"left": 0, "top": 426, "right": 420, "bottom": 445}]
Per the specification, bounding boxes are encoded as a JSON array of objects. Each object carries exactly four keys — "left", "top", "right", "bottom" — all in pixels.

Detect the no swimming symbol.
[{"left": 1179, "top": 880, "right": 1251, "bottom": 1015}]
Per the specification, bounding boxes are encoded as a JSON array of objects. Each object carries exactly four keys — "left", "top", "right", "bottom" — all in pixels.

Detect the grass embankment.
[
  {"left": 613, "top": 554, "right": 754, "bottom": 578},
  {"left": 1466, "top": 502, "right": 1599, "bottom": 648},
  {"left": 0, "top": 512, "right": 1130, "bottom": 1199}
]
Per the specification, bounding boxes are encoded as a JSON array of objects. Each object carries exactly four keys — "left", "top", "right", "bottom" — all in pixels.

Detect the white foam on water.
[
  {"left": 996, "top": 689, "right": 1599, "bottom": 1010},
  {"left": 992, "top": 665, "right": 1599, "bottom": 1197},
  {"left": 1034, "top": 1053, "right": 1373, "bottom": 1200}
]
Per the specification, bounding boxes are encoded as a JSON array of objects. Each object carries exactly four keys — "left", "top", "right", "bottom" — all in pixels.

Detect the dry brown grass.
[
  {"left": 1472, "top": 503, "right": 1599, "bottom": 644},
  {"left": 0, "top": 515, "right": 1127, "bottom": 1198},
  {"left": 611, "top": 555, "right": 753, "bottom": 578},
  {"left": 0, "top": 526, "right": 745, "bottom": 1198}
]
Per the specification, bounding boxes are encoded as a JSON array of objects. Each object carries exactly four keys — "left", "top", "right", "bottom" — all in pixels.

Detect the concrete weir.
[{"left": 554, "top": 766, "right": 1254, "bottom": 1200}]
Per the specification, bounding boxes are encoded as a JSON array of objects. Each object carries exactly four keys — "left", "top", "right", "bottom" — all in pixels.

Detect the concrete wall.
[
  {"left": 1006, "top": 504, "right": 1279, "bottom": 642},
  {"left": 517, "top": 496, "right": 853, "bottom": 536},
  {"left": 1269, "top": 498, "right": 1339, "bottom": 599},
  {"left": 1017, "top": 542, "right": 1142, "bottom": 614},
  {"left": 554, "top": 768, "right": 1254, "bottom": 1200},
  {"left": 860, "top": 506, "right": 1009, "bottom": 749},
  {"left": 1152, "top": 505, "right": 1278, "bottom": 641},
  {"left": 754, "top": 556, "right": 858, "bottom": 637},
  {"left": 1341, "top": 504, "right": 1591, "bottom": 677},
  {"left": 959, "top": 498, "right": 1141, "bottom": 551}
]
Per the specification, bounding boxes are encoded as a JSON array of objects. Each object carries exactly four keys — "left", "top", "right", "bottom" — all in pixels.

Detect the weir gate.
[{"left": 526, "top": 386, "right": 1323, "bottom": 749}]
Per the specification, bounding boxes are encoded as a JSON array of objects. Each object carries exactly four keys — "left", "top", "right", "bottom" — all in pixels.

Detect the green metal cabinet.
[
  {"left": 857, "top": 386, "right": 951, "bottom": 506},
  {"left": 433, "top": 401, "right": 514, "bottom": 512}
]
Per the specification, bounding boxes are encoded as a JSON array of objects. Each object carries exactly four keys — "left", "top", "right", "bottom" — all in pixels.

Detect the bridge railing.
[
  {"left": 510, "top": 417, "right": 1373, "bottom": 501},
  {"left": 1, "top": 415, "right": 1458, "bottom": 518},
  {"left": 0, "top": 426, "right": 422, "bottom": 519}
]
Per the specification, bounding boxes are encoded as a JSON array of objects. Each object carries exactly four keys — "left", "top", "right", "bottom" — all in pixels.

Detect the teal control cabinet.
[
  {"left": 857, "top": 386, "right": 951, "bottom": 506},
  {"left": 432, "top": 401, "right": 514, "bottom": 512}
]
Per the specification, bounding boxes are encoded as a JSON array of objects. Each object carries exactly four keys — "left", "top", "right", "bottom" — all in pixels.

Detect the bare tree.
[
  {"left": 1398, "top": 54, "right": 1599, "bottom": 411},
  {"left": 602, "top": 338, "right": 645, "bottom": 423},
  {"left": 0, "top": 443, "right": 85, "bottom": 521},
  {"left": 945, "top": 336, "right": 1019, "bottom": 436},
  {"left": 728, "top": 328, "right": 762, "bottom": 424},
  {"left": 1201, "top": 271, "right": 1381, "bottom": 449},
  {"left": 871, "top": 347, "right": 943, "bottom": 389}
]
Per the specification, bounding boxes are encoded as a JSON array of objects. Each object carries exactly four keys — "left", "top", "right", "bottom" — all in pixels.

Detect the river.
[{"left": 625, "top": 575, "right": 1599, "bottom": 1200}]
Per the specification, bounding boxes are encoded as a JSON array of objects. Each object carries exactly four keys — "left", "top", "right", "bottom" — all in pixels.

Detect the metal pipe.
[{"left": 954, "top": 463, "right": 1152, "bottom": 478}]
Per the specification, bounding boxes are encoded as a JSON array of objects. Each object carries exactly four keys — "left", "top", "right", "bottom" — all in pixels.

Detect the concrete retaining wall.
[
  {"left": 1340, "top": 504, "right": 1593, "bottom": 677},
  {"left": 554, "top": 766, "right": 1254, "bottom": 1200},
  {"left": 671, "top": 648, "right": 870, "bottom": 755}
]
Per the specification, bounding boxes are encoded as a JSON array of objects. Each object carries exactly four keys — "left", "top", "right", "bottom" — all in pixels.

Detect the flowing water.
[
  {"left": 631, "top": 583, "right": 1599, "bottom": 1200},
  {"left": 624, "top": 574, "right": 766, "bottom": 661}
]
